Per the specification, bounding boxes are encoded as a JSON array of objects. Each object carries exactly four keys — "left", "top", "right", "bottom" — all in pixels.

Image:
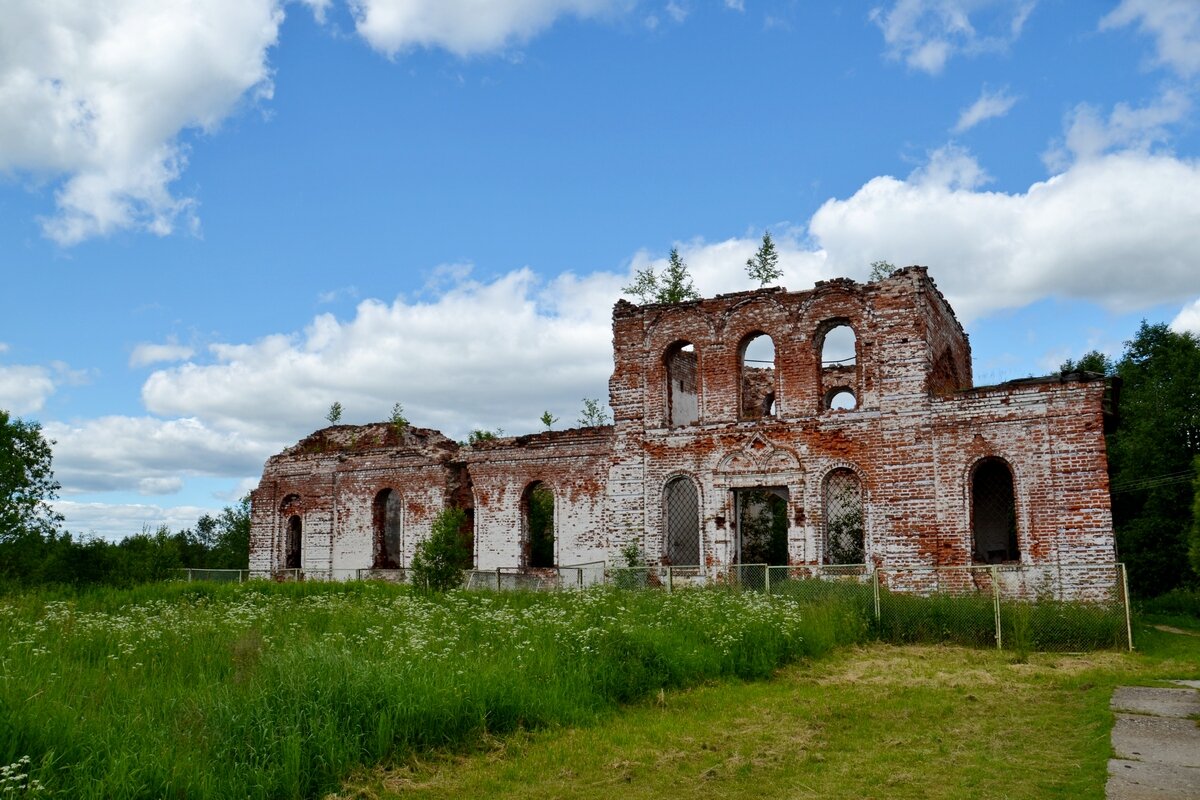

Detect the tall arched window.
[
  {"left": 665, "top": 341, "right": 699, "bottom": 427},
  {"left": 972, "top": 458, "right": 1019, "bottom": 563},
  {"left": 820, "top": 324, "right": 857, "bottom": 367},
  {"left": 522, "top": 482, "right": 555, "bottom": 568},
  {"left": 663, "top": 476, "right": 700, "bottom": 566},
  {"left": 824, "top": 469, "right": 864, "bottom": 564},
  {"left": 286, "top": 515, "right": 302, "bottom": 569},
  {"left": 372, "top": 488, "right": 403, "bottom": 568},
  {"left": 739, "top": 333, "right": 777, "bottom": 419}
]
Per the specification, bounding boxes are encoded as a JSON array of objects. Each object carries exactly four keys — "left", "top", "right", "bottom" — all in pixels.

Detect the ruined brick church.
[{"left": 249, "top": 267, "right": 1118, "bottom": 585}]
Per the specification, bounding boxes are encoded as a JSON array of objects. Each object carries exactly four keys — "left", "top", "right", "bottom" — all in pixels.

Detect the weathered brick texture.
[{"left": 250, "top": 268, "right": 1117, "bottom": 595}]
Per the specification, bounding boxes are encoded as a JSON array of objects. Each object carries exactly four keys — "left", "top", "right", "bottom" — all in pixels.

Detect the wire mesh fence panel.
[
  {"left": 824, "top": 469, "right": 864, "bottom": 565},
  {"left": 355, "top": 568, "right": 409, "bottom": 583},
  {"left": 181, "top": 569, "right": 246, "bottom": 583},
  {"left": 878, "top": 567, "right": 1000, "bottom": 648},
  {"left": 996, "top": 564, "right": 1130, "bottom": 651},
  {"left": 725, "top": 564, "right": 768, "bottom": 592},
  {"left": 663, "top": 477, "right": 701, "bottom": 566}
]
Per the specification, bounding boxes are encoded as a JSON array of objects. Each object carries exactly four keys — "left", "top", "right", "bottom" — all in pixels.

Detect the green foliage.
[
  {"left": 0, "top": 583, "right": 863, "bottom": 798},
  {"left": 1059, "top": 350, "right": 1114, "bottom": 375},
  {"left": 389, "top": 402, "right": 408, "bottom": 437},
  {"left": 526, "top": 485, "right": 555, "bottom": 567},
  {"left": 466, "top": 428, "right": 502, "bottom": 445},
  {"left": 745, "top": 231, "right": 782, "bottom": 287},
  {"left": 738, "top": 490, "right": 788, "bottom": 565},
  {"left": 577, "top": 398, "right": 610, "bottom": 427},
  {"left": 621, "top": 247, "right": 700, "bottom": 305},
  {"left": 326, "top": 401, "right": 343, "bottom": 425},
  {"left": 1193, "top": 456, "right": 1200, "bottom": 579},
  {"left": 868, "top": 260, "right": 898, "bottom": 281},
  {"left": 410, "top": 507, "right": 471, "bottom": 591},
  {"left": 1108, "top": 322, "right": 1200, "bottom": 595},
  {"left": 539, "top": 410, "right": 557, "bottom": 430},
  {"left": 826, "top": 508, "right": 865, "bottom": 565},
  {"left": 0, "top": 410, "right": 62, "bottom": 541}
]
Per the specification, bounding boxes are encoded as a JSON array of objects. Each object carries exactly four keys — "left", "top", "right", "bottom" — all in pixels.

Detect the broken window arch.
[
  {"left": 522, "top": 481, "right": 555, "bottom": 568},
  {"left": 663, "top": 476, "right": 700, "bottom": 566},
  {"left": 372, "top": 488, "right": 402, "bottom": 569},
  {"left": 824, "top": 469, "right": 864, "bottom": 564},
  {"left": 739, "top": 332, "right": 777, "bottom": 419},
  {"left": 971, "top": 458, "right": 1019, "bottom": 563},
  {"left": 825, "top": 387, "right": 857, "bottom": 411},
  {"left": 665, "top": 341, "right": 699, "bottom": 427}
]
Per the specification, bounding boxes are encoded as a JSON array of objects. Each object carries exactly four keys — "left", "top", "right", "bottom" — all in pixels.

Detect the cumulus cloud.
[
  {"left": 725, "top": 0, "right": 745, "bottom": 10},
  {"left": 953, "top": 86, "right": 1017, "bottom": 132},
  {"left": 44, "top": 416, "right": 271, "bottom": 495},
  {"left": 129, "top": 340, "right": 195, "bottom": 368},
  {"left": 53, "top": 499, "right": 218, "bottom": 540},
  {"left": 0, "top": 0, "right": 290, "bottom": 244},
  {"left": 1102, "top": 0, "right": 1200, "bottom": 78},
  {"left": 1172, "top": 297, "right": 1200, "bottom": 335},
  {"left": 1043, "top": 89, "right": 1192, "bottom": 171},
  {"left": 808, "top": 150, "right": 1200, "bottom": 321},
  {"left": 0, "top": 364, "right": 56, "bottom": 415},
  {"left": 870, "top": 0, "right": 1035, "bottom": 74},
  {"left": 347, "top": 0, "right": 630, "bottom": 57}
]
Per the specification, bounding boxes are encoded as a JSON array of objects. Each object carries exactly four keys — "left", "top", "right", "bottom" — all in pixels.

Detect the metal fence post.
[
  {"left": 765, "top": 565, "right": 771, "bottom": 596},
  {"left": 992, "top": 565, "right": 1002, "bottom": 650},
  {"left": 666, "top": 566, "right": 673, "bottom": 593},
  {"left": 1120, "top": 563, "right": 1134, "bottom": 652},
  {"left": 872, "top": 568, "right": 881, "bottom": 622}
]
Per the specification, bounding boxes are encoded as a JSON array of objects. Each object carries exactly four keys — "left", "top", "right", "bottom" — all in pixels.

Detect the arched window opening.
[
  {"left": 735, "top": 488, "right": 788, "bottom": 566},
  {"left": 824, "top": 469, "right": 864, "bottom": 565},
  {"left": 821, "top": 324, "right": 857, "bottom": 368},
  {"left": 522, "top": 482, "right": 555, "bottom": 568},
  {"left": 740, "top": 333, "right": 777, "bottom": 420},
  {"left": 825, "top": 387, "right": 857, "bottom": 410},
  {"left": 286, "top": 515, "right": 302, "bottom": 570},
  {"left": 665, "top": 342, "right": 699, "bottom": 427},
  {"left": 972, "top": 458, "right": 1019, "bottom": 563},
  {"left": 663, "top": 476, "right": 700, "bottom": 566},
  {"left": 372, "top": 489, "right": 403, "bottom": 569}
]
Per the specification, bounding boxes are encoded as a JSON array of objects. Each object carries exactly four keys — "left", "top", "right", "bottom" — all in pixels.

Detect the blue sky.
[{"left": 2, "top": 0, "right": 1200, "bottom": 538}]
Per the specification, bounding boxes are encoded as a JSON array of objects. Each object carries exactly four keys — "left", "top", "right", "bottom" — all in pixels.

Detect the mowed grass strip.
[{"left": 337, "top": 620, "right": 1200, "bottom": 800}]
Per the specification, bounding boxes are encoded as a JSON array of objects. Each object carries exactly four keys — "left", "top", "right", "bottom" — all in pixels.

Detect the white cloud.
[
  {"left": 44, "top": 416, "right": 272, "bottom": 495},
  {"left": 907, "top": 143, "right": 991, "bottom": 189},
  {"left": 0, "top": 0, "right": 291, "bottom": 244},
  {"left": 808, "top": 150, "right": 1200, "bottom": 321},
  {"left": 953, "top": 86, "right": 1017, "bottom": 132},
  {"left": 53, "top": 499, "right": 218, "bottom": 540},
  {"left": 1043, "top": 89, "right": 1192, "bottom": 170},
  {"left": 347, "top": 0, "right": 630, "bottom": 57},
  {"left": 0, "top": 365, "right": 56, "bottom": 415},
  {"left": 317, "top": 286, "right": 361, "bottom": 304},
  {"left": 1172, "top": 297, "right": 1200, "bottom": 334},
  {"left": 870, "top": 0, "right": 1035, "bottom": 75},
  {"left": 0, "top": 343, "right": 8, "bottom": 354},
  {"left": 1102, "top": 0, "right": 1200, "bottom": 78},
  {"left": 725, "top": 0, "right": 745, "bottom": 11},
  {"left": 129, "top": 341, "right": 195, "bottom": 368},
  {"left": 665, "top": 2, "right": 688, "bottom": 23}
]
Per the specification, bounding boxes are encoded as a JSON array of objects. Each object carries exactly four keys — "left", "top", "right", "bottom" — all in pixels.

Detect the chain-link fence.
[{"left": 177, "top": 561, "right": 1132, "bottom": 651}]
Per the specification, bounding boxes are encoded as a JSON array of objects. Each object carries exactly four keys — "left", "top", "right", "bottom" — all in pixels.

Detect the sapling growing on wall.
[
  {"left": 746, "top": 231, "right": 782, "bottom": 286},
  {"left": 622, "top": 247, "right": 700, "bottom": 304},
  {"left": 578, "top": 398, "right": 610, "bottom": 427},
  {"left": 540, "top": 411, "right": 558, "bottom": 430},
  {"left": 868, "top": 260, "right": 898, "bottom": 281},
  {"left": 326, "top": 402, "right": 343, "bottom": 425},
  {"left": 390, "top": 402, "right": 408, "bottom": 438}
]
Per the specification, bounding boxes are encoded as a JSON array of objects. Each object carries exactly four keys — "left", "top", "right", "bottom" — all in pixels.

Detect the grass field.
[
  {"left": 0, "top": 581, "right": 865, "bottom": 799},
  {"left": 335, "top": 617, "right": 1200, "bottom": 800},
  {"left": 0, "top": 580, "right": 1189, "bottom": 799}
]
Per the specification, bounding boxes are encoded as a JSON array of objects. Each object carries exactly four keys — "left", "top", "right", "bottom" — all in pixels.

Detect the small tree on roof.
[
  {"left": 622, "top": 247, "right": 700, "bottom": 304},
  {"left": 746, "top": 231, "right": 782, "bottom": 286}
]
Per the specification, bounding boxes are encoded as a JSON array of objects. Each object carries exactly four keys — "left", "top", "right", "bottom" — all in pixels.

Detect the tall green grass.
[{"left": 0, "top": 582, "right": 866, "bottom": 799}]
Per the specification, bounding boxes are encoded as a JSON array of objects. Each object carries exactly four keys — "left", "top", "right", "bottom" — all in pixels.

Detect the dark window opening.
[
  {"left": 666, "top": 342, "right": 699, "bottom": 427},
  {"left": 663, "top": 476, "right": 700, "bottom": 566},
  {"left": 972, "top": 458, "right": 1019, "bottom": 563},
  {"left": 824, "top": 469, "right": 864, "bottom": 564},
  {"left": 522, "top": 482, "right": 555, "bottom": 568},
  {"left": 740, "top": 333, "right": 777, "bottom": 420},
  {"left": 286, "top": 514, "right": 302, "bottom": 569},
  {"left": 372, "top": 488, "right": 402, "bottom": 568},
  {"left": 735, "top": 487, "right": 788, "bottom": 565}
]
